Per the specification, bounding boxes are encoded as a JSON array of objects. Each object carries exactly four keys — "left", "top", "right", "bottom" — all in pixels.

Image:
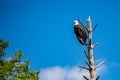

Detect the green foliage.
[
  {"left": 0, "top": 39, "right": 40, "bottom": 80},
  {"left": 0, "top": 39, "right": 9, "bottom": 57}
]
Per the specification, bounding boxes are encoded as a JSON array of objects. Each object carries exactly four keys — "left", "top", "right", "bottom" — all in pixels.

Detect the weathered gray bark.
[
  {"left": 78, "top": 17, "right": 103, "bottom": 80},
  {"left": 87, "top": 16, "right": 96, "bottom": 80},
  {"left": 77, "top": 17, "right": 105, "bottom": 80}
]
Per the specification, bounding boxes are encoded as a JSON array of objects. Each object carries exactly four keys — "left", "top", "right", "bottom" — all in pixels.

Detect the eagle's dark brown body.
[{"left": 74, "top": 25, "right": 87, "bottom": 45}]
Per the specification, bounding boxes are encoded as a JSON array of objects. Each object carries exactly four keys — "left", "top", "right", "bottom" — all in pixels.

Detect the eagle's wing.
[{"left": 74, "top": 25, "right": 87, "bottom": 45}]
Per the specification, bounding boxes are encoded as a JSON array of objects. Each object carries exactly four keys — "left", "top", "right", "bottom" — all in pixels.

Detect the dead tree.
[{"left": 76, "top": 16, "right": 105, "bottom": 80}]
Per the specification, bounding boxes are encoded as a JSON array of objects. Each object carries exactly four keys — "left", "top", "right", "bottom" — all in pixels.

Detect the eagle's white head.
[{"left": 74, "top": 20, "right": 79, "bottom": 26}]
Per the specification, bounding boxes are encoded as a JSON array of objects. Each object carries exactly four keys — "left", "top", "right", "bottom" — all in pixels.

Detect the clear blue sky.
[{"left": 0, "top": 0, "right": 120, "bottom": 80}]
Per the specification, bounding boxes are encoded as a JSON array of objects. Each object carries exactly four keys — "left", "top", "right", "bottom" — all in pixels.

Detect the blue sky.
[{"left": 0, "top": 0, "right": 120, "bottom": 80}]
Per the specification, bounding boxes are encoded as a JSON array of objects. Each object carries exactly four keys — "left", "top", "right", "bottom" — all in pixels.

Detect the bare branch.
[
  {"left": 78, "top": 65, "right": 89, "bottom": 70},
  {"left": 83, "top": 75, "right": 89, "bottom": 80},
  {"left": 86, "top": 61, "right": 90, "bottom": 68},
  {"left": 95, "top": 60, "right": 106, "bottom": 71},
  {"left": 92, "top": 43, "right": 98, "bottom": 48},
  {"left": 78, "top": 19, "right": 88, "bottom": 31},
  {"left": 96, "top": 76, "right": 100, "bottom": 80},
  {"left": 92, "top": 24, "right": 98, "bottom": 32},
  {"left": 84, "top": 50, "right": 89, "bottom": 60}
]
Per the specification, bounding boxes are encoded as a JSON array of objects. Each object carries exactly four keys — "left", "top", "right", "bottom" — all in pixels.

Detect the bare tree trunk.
[
  {"left": 78, "top": 17, "right": 104, "bottom": 80},
  {"left": 87, "top": 16, "right": 96, "bottom": 80}
]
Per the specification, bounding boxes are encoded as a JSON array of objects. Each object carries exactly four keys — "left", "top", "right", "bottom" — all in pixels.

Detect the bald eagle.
[{"left": 74, "top": 20, "right": 87, "bottom": 45}]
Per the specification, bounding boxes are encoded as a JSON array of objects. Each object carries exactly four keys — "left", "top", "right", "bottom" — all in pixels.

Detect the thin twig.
[
  {"left": 84, "top": 50, "right": 89, "bottom": 60},
  {"left": 92, "top": 24, "right": 98, "bottom": 32},
  {"left": 78, "top": 19, "right": 88, "bottom": 31},
  {"left": 86, "top": 61, "right": 90, "bottom": 69},
  {"left": 95, "top": 60, "right": 106, "bottom": 71},
  {"left": 92, "top": 43, "right": 98, "bottom": 48},
  {"left": 83, "top": 75, "right": 89, "bottom": 80},
  {"left": 78, "top": 66, "right": 89, "bottom": 70}
]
